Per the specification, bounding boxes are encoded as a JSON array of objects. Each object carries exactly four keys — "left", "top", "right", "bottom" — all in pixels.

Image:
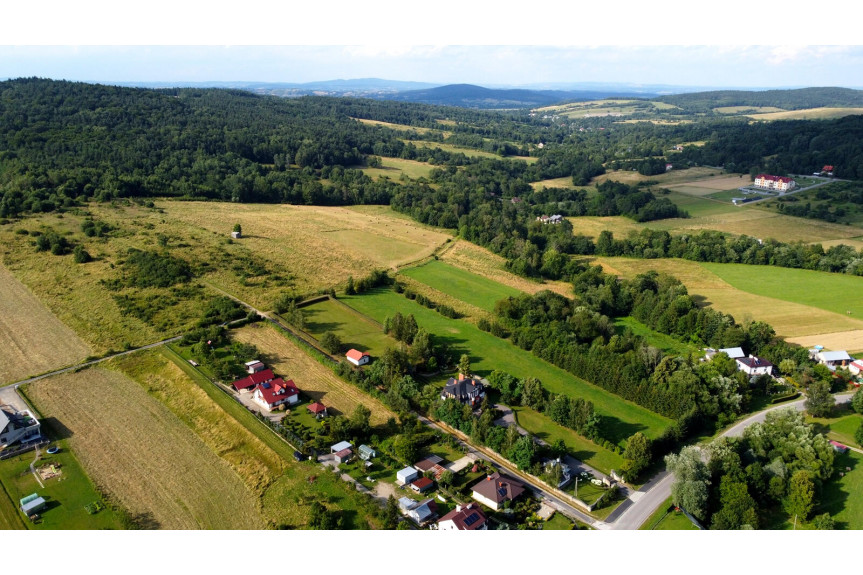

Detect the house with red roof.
[
  {"left": 410, "top": 477, "right": 435, "bottom": 493},
  {"left": 754, "top": 174, "right": 796, "bottom": 192},
  {"left": 437, "top": 503, "right": 487, "bottom": 531},
  {"left": 829, "top": 440, "right": 849, "bottom": 454},
  {"left": 251, "top": 378, "right": 299, "bottom": 411},
  {"left": 345, "top": 349, "right": 370, "bottom": 366},
  {"left": 231, "top": 369, "right": 275, "bottom": 393}
]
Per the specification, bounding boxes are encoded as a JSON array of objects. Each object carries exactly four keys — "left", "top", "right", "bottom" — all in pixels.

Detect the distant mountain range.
[{"left": 87, "top": 79, "right": 863, "bottom": 111}]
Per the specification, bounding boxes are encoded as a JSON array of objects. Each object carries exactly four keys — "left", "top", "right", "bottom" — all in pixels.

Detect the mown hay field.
[
  {"left": 747, "top": 107, "right": 863, "bottom": 121},
  {"left": 352, "top": 118, "right": 437, "bottom": 135},
  {"left": 25, "top": 365, "right": 266, "bottom": 529},
  {"left": 714, "top": 106, "right": 786, "bottom": 114},
  {"left": 300, "top": 297, "right": 397, "bottom": 359},
  {"left": 530, "top": 176, "right": 579, "bottom": 190},
  {"left": 406, "top": 140, "right": 537, "bottom": 163},
  {"left": 593, "top": 166, "right": 725, "bottom": 187},
  {"left": 400, "top": 259, "right": 523, "bottom": 313},
  {"left": 0, "top": 263, "right": 91, "bottom": 384},
  {"left": 438, "top": 239, "right": 572, "bottom": 298},
  {"left": 231, "top": 324, "right": 397, "bottom": 425},
  {"left": 593, "top": 257, "right": 863, "bottom": 338}
]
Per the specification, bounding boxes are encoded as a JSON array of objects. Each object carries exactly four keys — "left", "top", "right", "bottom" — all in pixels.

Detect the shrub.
[{"left": 73, "top": 244, "right": 92, "bottom": 263}]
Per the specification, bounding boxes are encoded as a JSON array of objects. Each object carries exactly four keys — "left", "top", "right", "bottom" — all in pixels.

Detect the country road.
[{"left": 614, "top": 391, "right": 856, "bottom": 529}]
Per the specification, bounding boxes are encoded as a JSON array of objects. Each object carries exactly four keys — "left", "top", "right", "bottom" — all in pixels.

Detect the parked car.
[{"left": 293, "top": 451, "right": 304, "bottom": 462}]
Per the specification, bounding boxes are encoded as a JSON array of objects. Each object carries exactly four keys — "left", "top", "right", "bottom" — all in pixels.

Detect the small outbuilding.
[
  {"left": 346, "top": 349, "right": 370, "bottom": 366},
  {"left": 331, "top": 440, "right": 352, "bottom": 454},
  {"left": 307, "top": 402, "right": 328, "bottom": 418},
  {"left": 359, "top": 444, "right": 376, "bottom": 461},
  {"left": 20, "top": 493, "right": 46, "bottom": 515},
  {"left": 397, "top": 466, "right": 420, "bottom": 486},
  {"left": 410, "top": 477, "right": 435, "bottom": 493},
  {"left": 334, "top": 448, "right": 353, "bottom": 464},
  {"left": 244, "top": 360, "right": 265, "bottom": 374},
  {"left": 830, "top": 440, "right": 849, "bottom": 454}
]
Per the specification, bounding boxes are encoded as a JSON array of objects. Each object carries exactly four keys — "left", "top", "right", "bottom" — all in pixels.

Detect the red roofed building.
[
  {"left": 437, "top": 503, "right": 487, "bottom": 531},
  {"left": 252, "top": 378, "right": 299, "bottom": 411},
  {"left": 345, "top": 349, "right": 370, "bottom": 366},
  {"left": 232, "top": 369, "right": 275, "bottom": 393},
  {"left": 822, "top": 165, "right": 834, "bottom": 175},
  {"left": 754, "top": 174, "right": 796, "bottom": 192},
  {"left": 307, "top": 402, "right": 328, "bottom": 417},
  {"left": 410, "top": 477, "right": 435, "bottom": 493}
]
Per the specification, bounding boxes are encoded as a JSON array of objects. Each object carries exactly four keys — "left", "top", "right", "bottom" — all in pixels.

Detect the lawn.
[
  {"left": 400, "top": 259, "right": 523, "bottom": 313},
  {"left": 0, "top": 441, "right": 124, "bottom": 530},
  {"left": 341, "top": 288, "right": 673, "bottom": 446},
  {"left": 812, "top": 451, "right": 863, "bottom": 530},
  {"left": 511, "top": 406, "right": 625, "bottom": 473},
  {"left": 543, "top": 511, "right": 575, "bottom": 530},
  {"left": 701, "top": 262, "right": 863, "bottom": 319},
  {"left": 614, "top": 316, "right": 698, "bottom": 356},
  {"left": 301, "top": 297, "right": 397, "bottom": 358},
  {"left": 661, "top": 191, "right": 742, "bottom": 218},
  {"left": 639, "top": 497, "right": 700, "bottom": 530},
  {"left": 807, "top": 404, "right": 863, "bottom": 448}
]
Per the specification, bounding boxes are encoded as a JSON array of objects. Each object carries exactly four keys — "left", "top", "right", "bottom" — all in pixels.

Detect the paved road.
[{"left": 613, "top": 392, "right": 856, "bottom": 529}]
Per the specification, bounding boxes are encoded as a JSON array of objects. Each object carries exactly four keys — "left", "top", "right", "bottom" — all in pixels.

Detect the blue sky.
[
  {"left": 2, "top": 45, "right": 863, "bottom": 88},
  {"left": 3, "top": 1, "right": 861, "bottom": 88}
]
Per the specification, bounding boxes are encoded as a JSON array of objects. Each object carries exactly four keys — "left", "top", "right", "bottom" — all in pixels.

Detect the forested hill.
[
  {"left": 656, "top": 87, "right": 863, "bottom": 112},
  {"left": 381, "top": 84, "right": 656, "bottom": 109}
]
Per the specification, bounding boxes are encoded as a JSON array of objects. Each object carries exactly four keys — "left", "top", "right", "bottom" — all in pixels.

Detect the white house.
[
  {"left": 345, "top": 349, "right": 370, "bottom": 366},
  {"left": 251, "top": 378, "right": 299, "bottom": 411},
  {"left": 735, "top": 356, "right": 774, "bottom": 377},
  {"left": 754, "top": 174, "right": 796, "bottom": 191},
  {"left": 847, "top": 360, "right": 863, "bottom": 376},
  {"left": 0, "top": 407, "right": 41, "bottom": 449},
  {"left": 396, "top": 466, "right": 420, "bottom": 486},
  {"left": 437, "top": 503, "right": 487, "bottom": 531},
  {"left": 812, "top": 349, "right": 852, "bottom": 371}
]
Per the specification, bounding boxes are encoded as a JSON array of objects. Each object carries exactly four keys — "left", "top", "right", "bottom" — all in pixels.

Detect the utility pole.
[{"left": 793, "top": 514, "right": 797, "bottom": 530}]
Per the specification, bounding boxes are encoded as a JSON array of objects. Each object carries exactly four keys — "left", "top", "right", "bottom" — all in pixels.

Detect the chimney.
[
  {"left": 458, "top": 373, "right": 465, "bottom": 381},
  {"left": 455, "top": 505, "right": 462, "bottom": 513}
]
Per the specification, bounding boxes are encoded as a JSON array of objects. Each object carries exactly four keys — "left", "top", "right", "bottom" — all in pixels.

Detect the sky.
[{"left": 2, "top": 1, "right": 862, "bottom": 88}]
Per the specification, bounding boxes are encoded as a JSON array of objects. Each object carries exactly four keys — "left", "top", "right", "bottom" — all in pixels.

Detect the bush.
[
  {"left": 320, "top": 332, "right": 343, "bottom": 354},
  {"left": 73, "top": 244, "right": 92, "bottom": 263}
]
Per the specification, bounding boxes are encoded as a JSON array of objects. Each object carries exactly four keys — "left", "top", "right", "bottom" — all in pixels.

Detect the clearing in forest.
[
  {"left": 0, "top": 263, "right": 91, "bottom": 384},
  {"left": 24, "top": 366, "right": 265, "bottom": 530}
]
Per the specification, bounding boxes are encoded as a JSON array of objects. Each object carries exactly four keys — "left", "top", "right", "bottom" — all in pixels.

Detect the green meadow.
[
  {"left": 340, "top": 289, "right": 672, "bottom": 446},
  {"left": 400, "top": 259, "right": 523, "bottom": 313}
]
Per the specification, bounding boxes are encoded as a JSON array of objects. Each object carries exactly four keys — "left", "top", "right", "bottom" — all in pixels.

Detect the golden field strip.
[
  {"left": 0, "top": 263, "right": 91, "bottom": 384},
  {"left": 25, "top": 364, "right": 265, "bottom": 529},
  {"left": 593, "top": 257, "right": 863, "bottom": 339},
  {"left": 231, "top": 323, "right": 397, "bottom": 425}
]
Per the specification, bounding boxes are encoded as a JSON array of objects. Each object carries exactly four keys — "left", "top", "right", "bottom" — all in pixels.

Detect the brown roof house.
[
  {"left": 437, "top": 503, "right": 487, "bottom": 531},
  {"left": 471, "top": 472, "right": 525, "bottom": 511}
]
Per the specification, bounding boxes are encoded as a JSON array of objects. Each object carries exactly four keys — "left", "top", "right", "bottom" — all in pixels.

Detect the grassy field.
[
  {"left": 352, "top": 118, "right": 437, "bottom": 135},
  {"left": 714, "top": 106, "right": 785, "bottom": 114},
  {"left": 0, "top": 441, "right": 124, "bottom": 530},
  {"left": 0, "top": 263, "right": 92, "bottom": 385},
  {"left": 530, "top": 176, "right": 578, "bottom": 190},
  {"left": 511, "top": 406, "right": 625, "bottom": 473},
  {"left": 542, "top": 510, "right": 575, "bottom": 529},
  {"left": 341, "top": 288, "right": 672, "bottom": 446},
  {"left": 362, "top": 156, "right": 435, "bottom": 180},
  {"left": 593, "top": 166, "right": 727, "bottom": 187},
  {"left": 400, "top": 259, "right": 522, "bottom": 313},
  {"left": 614, "top": 316, "right": 697, "bottom": 356},
  {"left": 661, "top": 192, "right": 743, "bottom": 218},
  {"left": 807, "top": 404, "right": 863, "bottom": 448},
  {"left": 813, "top": 451, "right": 863, "bottom": 530},
  {"left": 438, "top": 239, "right": 572, "bottom": 299},
  {"left": 594, "top": 257, "right": 863, "bottom": 339},
  {"left": 24, "top": 364, "right": 265, "bottom": 529},
  {"left": 639, "top": 497, "right": 699, "bottom": 530},
  {"left": 701, "top": 263, "right": 863, "bottom": 319},
  {"left": 747, "top": 107, "right": 863, "bottom": 121},
  {"left": 0, "top": 202, "right": 452, "bottom": 355},
  {"left": 301, "top": 297, "right": 397, "bottom": 358},
  {"left": 406, "top": 140, "right": 537, "bottom": 163},
  {"left": 230, "top": 323, "right": 397, "bottom": 425}
]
